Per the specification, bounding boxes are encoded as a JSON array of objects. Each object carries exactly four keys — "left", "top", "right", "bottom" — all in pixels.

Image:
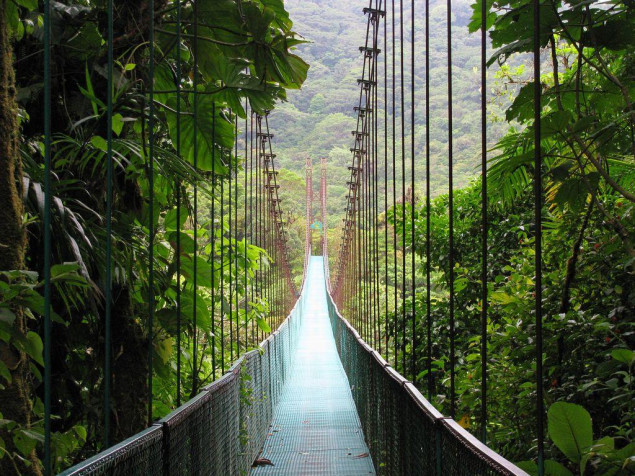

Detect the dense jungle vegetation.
[
  {"left": 377, "top": 0, "right": 633, "bottom": 474},
  {"left": 280, "top": 0, "right": 634, "bottom": 473},
  {"left": 0, "top": 0, "right": 633, "bottom": 474},
  {"left": 1, "top": 0, "right": 307, "bottom": 473}
]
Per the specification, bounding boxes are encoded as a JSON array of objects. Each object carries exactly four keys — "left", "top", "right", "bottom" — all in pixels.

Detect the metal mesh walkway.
[{"left": 251, "top": 257, "right": 375, "bottom": 475}]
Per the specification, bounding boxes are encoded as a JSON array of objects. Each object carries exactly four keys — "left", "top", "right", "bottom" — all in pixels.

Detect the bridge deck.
[{"left": 251, "top": 257, "right": 374, "bottom": 475}]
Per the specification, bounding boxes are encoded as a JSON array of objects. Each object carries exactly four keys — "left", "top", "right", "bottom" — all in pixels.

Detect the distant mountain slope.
[{"left": 270, "top": 0, "right": 511, "bottom": 227}]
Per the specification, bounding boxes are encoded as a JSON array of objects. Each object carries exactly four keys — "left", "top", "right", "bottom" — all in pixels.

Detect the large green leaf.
[
  {"left": 256, "top": 316, "right": 271, "bottom": 333},
  {"left": 196, "top": 44, "right": 281, "bottom": 116},
  {"left": 468, "top": 0, "right": 497, "bottom": 33},
  {"left": 0, "top": 308, "right": 16, "bottom": 325},
  {"left": 261, "top": 0, "right": 293, "bottom": 30},
  {"left": 244, "top": 3, "right": 273, "bottom": 42},
  {"left": 517, "top": 458, "right": 575, "bottom": 476},
  {"left": 180, "top": 290, "right": 211, "bottom": 333},
  {"left": 611, "top": 348, "right": 634, "bottom": 365},
  {"left": 548, "top": 402, "right": 593, "bottom": 466},
  {"left": 14, "top": 429, "right": 43, "bottom": 457},
  {"left": 154, "top": 64, "right": 233, "bottom": 174},
  {"left": 181, "top": 255, "right": 213, "bottom": 289},
  {"left": 25, "top": 331, "right": 44, "bottom": 366},
  {"left": 545, "top": 460, "right": 575, "bottom": 476},
  {"left": 65, "top": 22, "right": 103, "bottom": 60},
  {"left": 164, "top": 208, "right": 188, "bottom": 232},
  {"left": 165, "top": 93, "right": 234, "bottom": 173},
  {"left": 15, "top": 0, "right": 38, "bottom": 9}
]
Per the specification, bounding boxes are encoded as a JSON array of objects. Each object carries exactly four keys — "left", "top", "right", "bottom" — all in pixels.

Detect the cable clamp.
[{"left": 362, "top": 7, "right": 386, "bottom": 17}]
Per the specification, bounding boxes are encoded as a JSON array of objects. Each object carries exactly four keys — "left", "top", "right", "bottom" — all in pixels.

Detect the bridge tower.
[
  {"left": 305, "top": 158, "right": 313, "bottom": 271},
  {"left": 320, "top": 158, "right": 330, "bottom": 287}
]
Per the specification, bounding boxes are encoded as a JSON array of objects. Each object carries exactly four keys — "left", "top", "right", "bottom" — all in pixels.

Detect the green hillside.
[{"left": 270, "top": 0, "right": 512, "bottom": 230}]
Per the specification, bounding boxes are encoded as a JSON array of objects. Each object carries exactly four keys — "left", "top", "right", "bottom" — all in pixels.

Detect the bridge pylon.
[{"left": 320, "top": 158, "right": 330, "bottom": 288}]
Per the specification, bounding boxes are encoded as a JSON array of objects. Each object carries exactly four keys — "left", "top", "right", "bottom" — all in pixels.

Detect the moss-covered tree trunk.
[{"left": 0, "top": 3, "right": 42, "bottom": 474}]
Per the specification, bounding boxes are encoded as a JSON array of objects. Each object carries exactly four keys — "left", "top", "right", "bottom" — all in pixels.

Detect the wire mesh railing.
[
  {"left": 59, "top": 255, "right": 309, "bottom": 475},
  {"left": 328, "top": 0, "right": 548, "bottom": 470},
  {"left": 325, "top": 260, "right": 528, "bottom": 476},
  {"left": 13, "top": 1, "right": 306, "bottom": 472}
]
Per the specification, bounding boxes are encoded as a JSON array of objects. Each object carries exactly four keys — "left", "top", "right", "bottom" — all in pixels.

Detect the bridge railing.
[
  {"left": 323, "top": 263, "right": 528, "bottom": 476},
  {"left": 59, "top": 258, "right": 310, "bottom": 476}
]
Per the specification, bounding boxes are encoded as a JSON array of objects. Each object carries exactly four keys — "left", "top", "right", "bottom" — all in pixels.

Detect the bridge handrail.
[
  {"left": 59, "top": 248, "right": 311, "bottom": 475},
  {"left": 323, "top": 259, "right": 528, "bottom": 476}
]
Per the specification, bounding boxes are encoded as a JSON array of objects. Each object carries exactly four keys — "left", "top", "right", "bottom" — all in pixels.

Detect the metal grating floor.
[{"left": 251, "top": 257, "right": 375, "bottom": 475}]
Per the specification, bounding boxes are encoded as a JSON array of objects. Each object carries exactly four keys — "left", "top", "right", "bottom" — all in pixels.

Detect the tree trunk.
[{"left": 0, "top": 3, "right": 42, "bottom": 474}]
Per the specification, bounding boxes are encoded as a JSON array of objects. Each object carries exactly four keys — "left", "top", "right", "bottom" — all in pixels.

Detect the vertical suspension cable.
[
  {"left": 399, "top": 0, "right": 406, "bottom": 373},
  {"left": 361, "top": 121, "right": 366, "bottom": 339},
  {"left": 372, "top": 57, "right": 376, "bottom": 346},
  {"left": 220, "top": 165, "right": 225, "bottom": 373},
  {"left": 266, "top": 145, "right": 271, "bottom": 330},
  {"left": 250, "top": 111, "right": 255, "bottom": 344},
  {"left": 533, "top": 0, "right": 544, "bottom": 472},
  {"left": 266, "top": 134, "right": 270, "bottom": 334},
  {"left": 244, "top": 102, "right": 249, "bottom": 349},
  {"left": 263, "top": 144, "right": 268, "bottom": 331},
  {"left": 391, "top": 0, "right": 398, "bottom": 369},
  {"left": 258, "top": 116, "right": 265, "bottom": 338},
  {"left": 227, "top": 114, "right": 238, "bottom": 362},
  {"left": 192, "top": 4, "right": 199, "bottom": 395},
  {"left": 269, "top": 159, "right": 274, "bottom": 326},
  {"left": 211, "top": 105, "right": 216, "bottom": 380},
  {"left": 384, "top": 7, "right": 389, "bottom": 356},
  {"left": 175, "top": 0, "right": 182, "bottom": 407},
  {"left": 261, "top": 123, "right": 269, "bottom": 334},
  {"left": 480, "top": 0, "right": 488, "bottom": 443},
  {"left": 447, "top": 0, "right": 456, "bottom": 419},
  {"left": 364, "top": 100, "right": 370, "bottom": 341},
  {"left": 43, "top": 0, "right": 52, "bottom": 472},
  {"left": 425, "top": 0, "right": 433, "bottom": 401},
  {"left": 104, "top": 0, "right": 113, "bottom": 448},
  {"left": 366, "top": 74, "right": 371, "bottom": 343},
  {"left": 357, "top": 173, "right": 363, "bottom": 334},
  {"left": 234, "top": 115, "right": 239, "bottom": 356},
  {"left": 373, "top": 5, "right": 381, "bottom": 352},
  {"left": 368, "top": 12, "right": 374, "bottom": 346},
  {"left": 367, "top": 110, "right": 372, "bottom": 343},
  {"left": 266, "top": 131, "right": 270, "bottom": 331},
  {"left": 410, "top": 0, "right": 417, "bottom": 383},
  {"left": 256, "top": 118, "right": 262, "bottom": 341},
  {"left": 147, "top": 0, "right": 155, "bottom": 426},
  {"left": 255, "top": 119, "right": 260, "bottom": 342},
  {"left": 368, "top": 2, "right": 374, "bottom": 346}
]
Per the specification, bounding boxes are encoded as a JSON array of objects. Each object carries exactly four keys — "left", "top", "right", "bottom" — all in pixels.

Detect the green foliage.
[
  {"left": 0, "top": 267, "right": 88, "bottom": 471},
  {"left": 387, "top": 176, "right": 633, "bottom": 468},
  {"left": 481, "top": 0, "right": 635, "bottom": 214},
  {"left": 548, "top": 402, "right": 593, "bottom": 467},
  {"left": 5, "top": 0, "right": 308, "bottom": 469},
  {"left": 239, "top": 367, "right": 254, "bottom": 448},
  {"left": 520, "top": 402, "right": 634, "bottom": 475},
  {"left": 374, "top": 0, "right": 635, "bottom": 469},
  {"left": 269, "top": 0, "right": 515, "bottom": 225}
]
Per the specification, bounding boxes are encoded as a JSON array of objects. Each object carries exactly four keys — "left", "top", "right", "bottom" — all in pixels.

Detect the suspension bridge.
[{"left": 6, "top": 0, "right": 558, "bottom": 473}]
